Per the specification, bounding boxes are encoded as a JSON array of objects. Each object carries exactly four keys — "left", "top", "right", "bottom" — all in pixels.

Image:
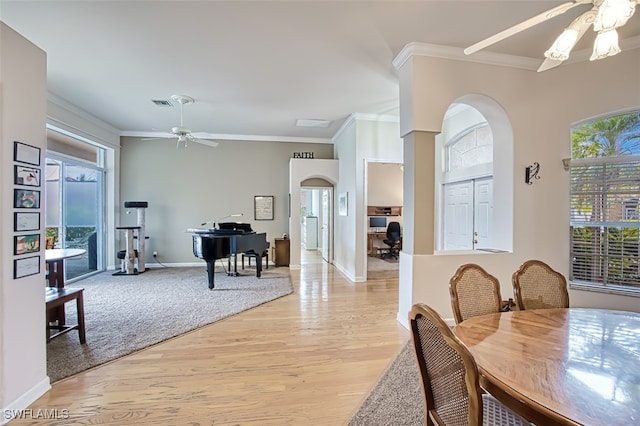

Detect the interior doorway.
[
  {"left": 366, "top": 161, "right": 403, "bottom": 280},
  {"left": 300, "top": 185, "right": 333, "bottom": 264}
]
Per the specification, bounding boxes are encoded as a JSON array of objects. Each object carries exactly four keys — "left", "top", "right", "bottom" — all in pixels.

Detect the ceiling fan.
[
  {"left": 464, "top": 0, "right": 638, "bottom": 72},
  {"left": 145, "top": 95, "right": 219, "bottom": 149}
]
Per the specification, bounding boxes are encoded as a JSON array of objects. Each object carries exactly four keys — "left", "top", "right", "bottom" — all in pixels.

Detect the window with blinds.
[{"left": 570, "top": 156, "right": 640, "bottom": 291}]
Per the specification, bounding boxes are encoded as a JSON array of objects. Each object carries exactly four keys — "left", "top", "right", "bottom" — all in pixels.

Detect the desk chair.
[
  {"left": 380, "top": 221, "right": 401, "bottom": 259},
  {"left": 409, "top": 303, "right": 531, "bottom": 426},
  {"left": 449, "top": 263, "right": 503, "bottom": 324},
  {"left": 512, "top": 260, "right": 569, "bottom": 311}
]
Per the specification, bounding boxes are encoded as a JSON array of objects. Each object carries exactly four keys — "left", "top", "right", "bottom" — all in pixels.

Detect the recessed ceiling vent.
[
  {"left": 151, "top": 99, "right": 173, "bottom": 107},
  {"left": 296, "top": 119, "right": 331, "bottom": 128}
]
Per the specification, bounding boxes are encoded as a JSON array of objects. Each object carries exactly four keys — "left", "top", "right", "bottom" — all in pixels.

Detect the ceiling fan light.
[
  {"left": 593, "top": 0, "right": 636, "bottom": 31},
  {"left": 544, "top": 28, "right": 579, "bottom": 60},
  {"left": 590, "top": 29, "right": 621, "bottom": 60}
]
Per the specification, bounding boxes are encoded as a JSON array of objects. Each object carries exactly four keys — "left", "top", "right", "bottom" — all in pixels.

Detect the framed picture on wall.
[
  {"left": 14, "top": 165, "right": 41, "bottom": 187},
  {"left": 338, "top": 192, "right": 348, "bottom": 216},
  {"left": 14, "top": 141, "right": 41, "bottom": 166},
  {"left": 14, "top": 234, "right": 41, "bottom": 255},
  {"left": 14, "top": 256, "right": 40, "bottom": 279},
  {"left": 14, "top": 189, "right": 40, "bottom": 209},
  {"left": 254, "top": 195, "right": 274, "bottom": 220},
  {"left": 14, "top": 212, "right": 40, "bottom": 231}
]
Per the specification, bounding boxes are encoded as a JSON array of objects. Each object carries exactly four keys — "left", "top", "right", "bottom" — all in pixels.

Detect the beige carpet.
[
  {"left": 367, "top": 254, "right": 399, "bottom": 280},
  {"left": 348, "top": 342, "right": 423, "bottom": 426},
  {"left": 47, "top": 265, "right": 293, "bottom": 382}
]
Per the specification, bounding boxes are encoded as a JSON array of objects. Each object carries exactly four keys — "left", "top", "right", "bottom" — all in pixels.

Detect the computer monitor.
[{"left": 369, "top": 216, "right": 387, "bottom": 229}]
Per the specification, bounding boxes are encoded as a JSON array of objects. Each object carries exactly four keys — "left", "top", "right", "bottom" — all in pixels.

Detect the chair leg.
[{"left": 77, "top": 291, "right": 86, "bottom": 344}]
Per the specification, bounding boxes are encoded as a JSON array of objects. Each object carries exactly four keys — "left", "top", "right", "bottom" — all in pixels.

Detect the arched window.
[
  {"left": 446, "top": 124, "right": 493, "bottom": 172},
  {"left": 436, "top": 97, "right": 513, "bottom": 253}
]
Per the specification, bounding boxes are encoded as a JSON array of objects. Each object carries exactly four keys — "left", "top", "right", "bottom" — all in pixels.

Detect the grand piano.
[{"left": 190, "top": 222, "right": 269, "bottom": 289}]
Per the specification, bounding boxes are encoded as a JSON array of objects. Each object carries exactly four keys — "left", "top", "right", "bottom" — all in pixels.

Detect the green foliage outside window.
[{"left": 570, "top": 112, "right": 640, "bottom": 291}]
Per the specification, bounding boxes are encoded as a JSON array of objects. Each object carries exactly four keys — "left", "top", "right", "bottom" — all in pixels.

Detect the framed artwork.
[
  {"left": 338, "top": 192, "right": 348, "bottom": 216},
  {"left": 14, "top": 141, "right": 41, "bottom": 166},
  {"left": 14, "top": 189, "right": 40, "bottom": 209},
  {"left": 254, "top": 195, "right": 274, "bottom": 220},
  {"left": 14, "top": 212, "right": 40, "bottom": 231},
  {"left": 14, "top": 255, "right": 40, "bottom": 279},
  {"left": 14, "top": 165, "right": 41, "bottom": 187},
  {"left": 14, "top": 234, "right": 41, "bottom": 255}
]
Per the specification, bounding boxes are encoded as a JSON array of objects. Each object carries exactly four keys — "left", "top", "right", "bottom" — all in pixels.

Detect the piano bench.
[{"left": 242, "top": 250, "right": 269, "bottom": 270}]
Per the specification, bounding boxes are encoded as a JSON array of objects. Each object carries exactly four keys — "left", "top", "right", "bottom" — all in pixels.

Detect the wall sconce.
[
  {"left": 525, "top": 162, "right": 540, "bottom": 185},
  {"left": 562, "top": 158, "right": 571, "bottom": 171}
]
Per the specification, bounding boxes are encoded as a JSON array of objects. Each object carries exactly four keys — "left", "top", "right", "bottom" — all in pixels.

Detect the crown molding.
[
  {"left": 393, "top": 35, "right": 640, "bottom": 72},
  {"left": 120, "top": 131, "right": 332, "bottom": 144},
  {"left": 332, "top": 112, "right": 400, "bottom": 142},
  {"left": 47, "top": 93, "right": 121, "bottom": 135},
  {"left": 392, "top": 42, "right": 540, "bottom": 71}
]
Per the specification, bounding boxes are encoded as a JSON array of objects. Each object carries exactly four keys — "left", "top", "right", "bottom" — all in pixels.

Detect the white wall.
[
  {"left": 395, "top": 46, "right": 640, "bottom": 326},
  {"left": 332, "top": 114, "right": 403, "bottom": 281},
  {"left": 367, "top": 163, "right": 403, "bottom": 207},
  {"left": 0, "top": 22, "right": 49, "bottom": 422},
  {"left": 120, "top": 137, "right": 334, "bottom": 266}
]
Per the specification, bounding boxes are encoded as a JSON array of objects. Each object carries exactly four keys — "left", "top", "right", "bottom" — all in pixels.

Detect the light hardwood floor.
[{"left": 15, "top": 250, "right": 409, "bottom": 425}]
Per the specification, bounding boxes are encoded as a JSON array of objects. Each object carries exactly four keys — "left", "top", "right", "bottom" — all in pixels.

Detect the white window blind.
[{"left": 570, "top": 157, "right": 640, "bottom": 288}]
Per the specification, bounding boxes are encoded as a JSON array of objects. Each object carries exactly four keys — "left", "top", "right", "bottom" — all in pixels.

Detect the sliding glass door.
[{"left": 46, "top": 155, "right": 105, "bottom": 281}]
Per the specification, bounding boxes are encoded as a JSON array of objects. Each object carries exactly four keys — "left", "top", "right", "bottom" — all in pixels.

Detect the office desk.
[
  {"left": 367, "top": 231, "right": 402, "bottom": 256},
  {"left": 367, "top": 231, "right": 386, "bottom": 255},
  {"left": 453, "top": 308, "right": 640, "bottom": 426}
]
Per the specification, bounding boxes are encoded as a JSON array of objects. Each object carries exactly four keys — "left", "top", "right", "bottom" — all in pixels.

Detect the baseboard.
[{"left": 1, "top": 377, "right": 51, "bottom": 425}]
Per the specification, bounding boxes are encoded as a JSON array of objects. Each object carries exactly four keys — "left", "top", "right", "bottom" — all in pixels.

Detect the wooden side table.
[{"left": 274, "top": 238, "right": 290, "bottom": 267}]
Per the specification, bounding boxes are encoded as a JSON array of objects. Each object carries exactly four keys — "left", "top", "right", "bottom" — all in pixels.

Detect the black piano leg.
[
  {"left": 256, "top": 257, "right": 262, "bottom": 278},
  {"left": 207, "top": 261, "right": 215, "bottom": 289}
]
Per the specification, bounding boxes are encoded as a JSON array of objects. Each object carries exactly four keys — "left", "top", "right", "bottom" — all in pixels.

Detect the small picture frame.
[
  {"left": 14, "top": 212, "right": 40, "bottom": 231},
  {"left": 14, "top": 255, "right": 40, "bottom": 279},
  {"left": 14, "top": 189, "right": 40, "bottom": 209},
  {"left": 254, "top": 195, "right": 274, "bottom": 220},
  {"left": 338, "top": 192, "right": 348, "bottom": 216},
  {"left": 14, "top": 165, "right": 41, "bottom": 187},
  {"left": 14, "top": 234, "right": 41, "bottom": 255},
  {"left": 14, "top": 141, "right": 41, "bottom": 166}
]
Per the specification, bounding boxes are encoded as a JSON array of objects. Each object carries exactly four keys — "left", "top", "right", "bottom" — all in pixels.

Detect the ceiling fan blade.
[
  {"left": 141, "top": 135, "right": 172, "bottom": 141},
  {"left": 464, "top": 1, "right": 589, "bottom": 55},
  {"left": 190, "top": 137, "right": 219, "bottom": 148},
  {"left": 537, "top": 8, "right": 596, "bottom": 72}
]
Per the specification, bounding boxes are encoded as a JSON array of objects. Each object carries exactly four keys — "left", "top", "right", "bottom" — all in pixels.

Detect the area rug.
[
  {"left": 47, "top": 265, "right": 293, "bottom": 382},
  {"left": 348, "top": 342, "right": 424, "bottom": 426}
]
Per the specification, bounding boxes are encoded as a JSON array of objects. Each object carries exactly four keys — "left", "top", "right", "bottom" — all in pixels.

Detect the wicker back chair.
[
  {"left": 512, "top": 260, "right": 569, "bottom": 311},
  {"left": 409, "top": 303, "right": 531, "bottom": 426},
  {"left": 449, "top": 264, "right": 502, "bottom": 324}
]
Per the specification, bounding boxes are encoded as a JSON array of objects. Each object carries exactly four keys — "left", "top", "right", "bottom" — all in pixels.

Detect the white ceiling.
[{"left": 1, "top": 1, "right": 639, "bottom": 143}]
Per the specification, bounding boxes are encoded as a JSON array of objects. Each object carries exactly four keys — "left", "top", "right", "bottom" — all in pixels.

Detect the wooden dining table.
[{"left": 453, "top": 308, "right": 640, "bottom": 426}]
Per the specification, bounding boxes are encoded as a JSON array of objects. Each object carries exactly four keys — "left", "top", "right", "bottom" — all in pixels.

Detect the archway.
[
  {"left": 289, "top": 159, "right": 339, "bottom": 269},
  {"left": 435, "top": 95, "right": 514, "bottom": 252}
]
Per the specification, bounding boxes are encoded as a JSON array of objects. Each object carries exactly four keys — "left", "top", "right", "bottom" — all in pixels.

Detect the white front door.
[{"left": 443, "top": 178, "right": 493, "bottom": 250}]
